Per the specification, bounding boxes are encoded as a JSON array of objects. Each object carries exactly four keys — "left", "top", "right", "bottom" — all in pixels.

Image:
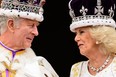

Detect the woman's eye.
[
  {"left": 80, "top": 31, "right": 84, "bottom": 34},
  {"left": 75, "top": 29, "right": 86, "bottom": 35}
]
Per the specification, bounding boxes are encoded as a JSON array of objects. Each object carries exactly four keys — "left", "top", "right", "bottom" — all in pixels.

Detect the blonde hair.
[{"left": 89, "top": 25, "right": 116, "bottom": 55}]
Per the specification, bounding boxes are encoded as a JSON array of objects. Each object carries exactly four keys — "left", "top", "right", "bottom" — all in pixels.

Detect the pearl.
[{"left": 89, "top": 55, "right": 110, "bottom": 72}]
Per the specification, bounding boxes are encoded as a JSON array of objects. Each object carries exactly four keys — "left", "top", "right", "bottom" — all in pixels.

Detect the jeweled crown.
[
  {"left": 68, "top": 0, "right": 116, "bottom": 32},
  {"left": 0, "top": 0, "right": 46, "bottom": 22}
]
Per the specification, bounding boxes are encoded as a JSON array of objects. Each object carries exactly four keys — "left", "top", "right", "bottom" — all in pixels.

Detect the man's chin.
[{"left": 24, "top": 44, "right": 31, "bottom": 48}]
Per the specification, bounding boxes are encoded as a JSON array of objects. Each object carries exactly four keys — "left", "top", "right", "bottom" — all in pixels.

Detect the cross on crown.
[{"left": 95, "top": 0, "right": 104, "bottom": 15}]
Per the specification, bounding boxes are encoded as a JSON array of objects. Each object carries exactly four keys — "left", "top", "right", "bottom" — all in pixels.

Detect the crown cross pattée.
[
  {"left": 80, "top": 6, "right": 88, "bottom": 17},
  {"left": 109, "top": 6, "right": 115, "bottom": 17},
  {"left": 95, "top": 0, "right": 104, "bottom": 15}
]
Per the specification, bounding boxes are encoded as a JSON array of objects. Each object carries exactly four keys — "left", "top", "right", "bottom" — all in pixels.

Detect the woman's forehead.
[{"left": 75, "top": 26, "right": 91, "bottom": 31}]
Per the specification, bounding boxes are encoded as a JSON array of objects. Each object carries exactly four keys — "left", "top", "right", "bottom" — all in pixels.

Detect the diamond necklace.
[{"left": 89, "top": 55, "right": 110, "bottom": 73}]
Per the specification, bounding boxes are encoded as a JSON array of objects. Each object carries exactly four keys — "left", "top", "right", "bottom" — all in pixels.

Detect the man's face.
[{"left": 13, "top": 18, "right": 39, "bottom": 49}]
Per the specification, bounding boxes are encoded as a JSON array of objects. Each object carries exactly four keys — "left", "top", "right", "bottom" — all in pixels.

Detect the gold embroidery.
[
  {"left": 71, "top": 62, "right": 81, "bottom": 77},
  {"left": 2, "top": 62, "right": 16, "bottom": 75}
]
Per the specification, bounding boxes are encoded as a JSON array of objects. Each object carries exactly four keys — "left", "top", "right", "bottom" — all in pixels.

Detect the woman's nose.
[{"left": 74, "top": 35, "right": 80, "bottom": 42}]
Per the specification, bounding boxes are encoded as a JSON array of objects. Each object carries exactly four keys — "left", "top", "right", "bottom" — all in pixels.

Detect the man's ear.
[{"left": 7, "top": 19, "right": 15, "bottom": 32}]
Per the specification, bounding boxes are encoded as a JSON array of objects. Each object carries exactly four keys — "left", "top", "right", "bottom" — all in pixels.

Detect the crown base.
[
  {"left": 0, "top": 9, "right": 44, "bottom": 22},
  {"left": 70, "top": 18, "right": 116, "bottom": 32}
]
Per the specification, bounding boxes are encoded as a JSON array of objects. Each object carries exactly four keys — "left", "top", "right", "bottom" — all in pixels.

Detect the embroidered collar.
[{"left": 0, "top": 41, "right": 24, "bottom": 58}]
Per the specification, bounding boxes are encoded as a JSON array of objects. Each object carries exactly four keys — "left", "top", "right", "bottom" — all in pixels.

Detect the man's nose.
[{"left": 32, "top": 26, "right": 39, "bottom": 36}]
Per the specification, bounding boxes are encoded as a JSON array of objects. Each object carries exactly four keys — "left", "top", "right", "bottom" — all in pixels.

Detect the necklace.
[{"left": 89, "top": 55, "right": 110, "bottom": 73}]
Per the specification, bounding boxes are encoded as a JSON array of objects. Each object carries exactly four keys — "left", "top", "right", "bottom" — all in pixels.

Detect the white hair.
[{"left": 0, "top": 16, "right": 21, "bottom": 35}]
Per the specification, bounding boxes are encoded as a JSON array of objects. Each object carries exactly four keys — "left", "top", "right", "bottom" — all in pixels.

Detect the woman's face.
[{"left": 74, "top": 27, "right": 97, "bottom": 56}]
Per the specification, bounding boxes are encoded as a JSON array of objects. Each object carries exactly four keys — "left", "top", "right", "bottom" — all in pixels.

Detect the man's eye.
[{"left": 29, "top": 25, "right": 34, "bottom": 28}]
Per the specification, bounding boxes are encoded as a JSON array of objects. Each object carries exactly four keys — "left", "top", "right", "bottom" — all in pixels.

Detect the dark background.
[
  {"left": 31, "top": 0, "right": 116, "bottom": 77},
  {"left": 32, "top": 0, "right": 87, "bottom": 77}
]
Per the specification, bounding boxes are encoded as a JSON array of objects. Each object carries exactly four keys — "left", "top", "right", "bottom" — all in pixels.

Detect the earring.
[{"left": 96, "top": 41, "right": 99, "bottom": 44}]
